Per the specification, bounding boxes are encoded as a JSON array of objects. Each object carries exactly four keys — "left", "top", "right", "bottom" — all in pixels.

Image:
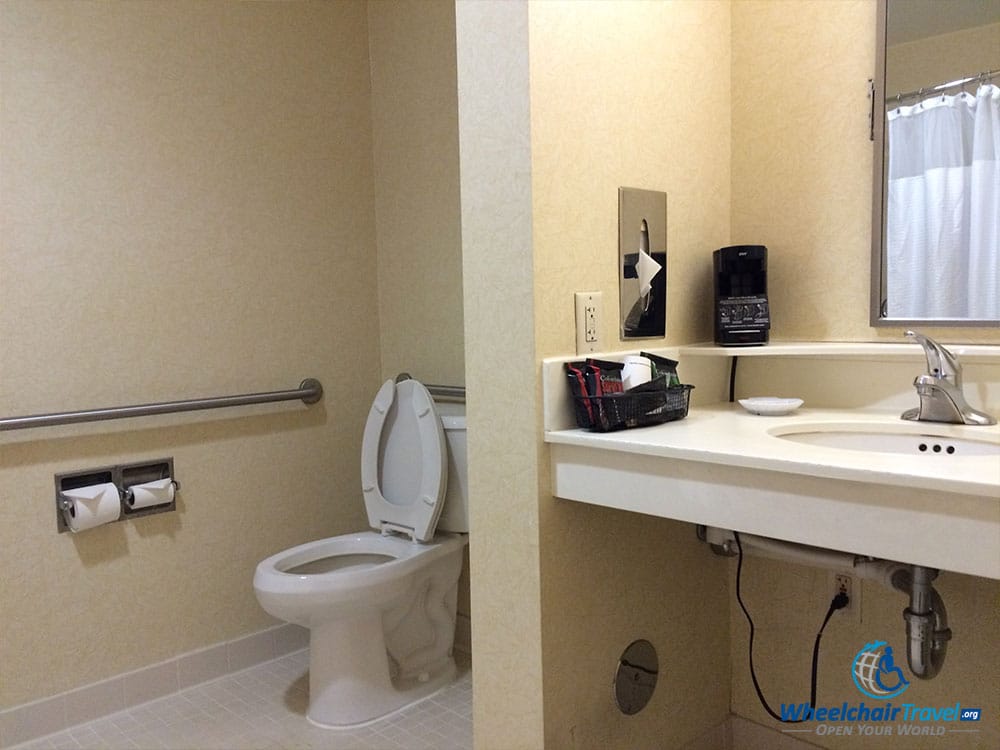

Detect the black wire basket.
[{"left": 573, "top": 384, "right": 693, "bottom": 432}]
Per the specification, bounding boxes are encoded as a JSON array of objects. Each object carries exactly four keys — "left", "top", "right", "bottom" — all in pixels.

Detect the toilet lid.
[{"left": 361, "top": 379, "right": 447, "bottom": 542}]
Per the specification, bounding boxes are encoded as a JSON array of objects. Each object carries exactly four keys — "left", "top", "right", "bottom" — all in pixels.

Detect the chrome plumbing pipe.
[{"left": 896, "top": 566, "right": 951, "bottom": 680}]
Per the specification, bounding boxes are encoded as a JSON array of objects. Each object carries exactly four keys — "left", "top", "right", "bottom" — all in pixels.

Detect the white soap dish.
[{"left": 738, "top": 397, "right": 804, "bottom": 416}]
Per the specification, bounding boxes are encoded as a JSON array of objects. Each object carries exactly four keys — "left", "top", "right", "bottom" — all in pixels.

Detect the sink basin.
[{"left": 770, "top": 424, "right": 1000, "bottom": 457}]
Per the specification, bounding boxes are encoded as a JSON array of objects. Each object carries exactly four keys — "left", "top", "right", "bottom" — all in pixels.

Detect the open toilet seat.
[{"left": 361, "top": 379, "right": 447, "bottom": 542}]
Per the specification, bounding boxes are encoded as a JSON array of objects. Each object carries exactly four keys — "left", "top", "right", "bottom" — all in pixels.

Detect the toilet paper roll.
[
  {"left": 62, "top": 483, "right": 121, "bottom": 533},
  {"left": 622, "top": 355, "right": 653, "bottom": 390},
  {"left": 126, "top": 478, "right": 176, "bottom": 510}
]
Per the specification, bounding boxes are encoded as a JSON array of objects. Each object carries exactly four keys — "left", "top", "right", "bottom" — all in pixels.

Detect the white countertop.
[
  {"left": 542, "top": 345, "right": 1000, "bottom": 577},
  {"left": 546, "top": 404, "right": 1000, "bottom": 577},
  {"left": 678, "top": 341, "right": 1000, "bottom": 362},
  {"left": 545, "top": 403, "right": 1000, "bottom": 498}
]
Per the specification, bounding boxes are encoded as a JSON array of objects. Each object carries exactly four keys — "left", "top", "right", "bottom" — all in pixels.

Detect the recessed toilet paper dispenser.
[{"left": 55, "top": 458, "right": 178, "bottom": 533}]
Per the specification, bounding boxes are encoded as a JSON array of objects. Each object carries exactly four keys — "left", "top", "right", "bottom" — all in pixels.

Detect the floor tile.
[{"left": 10, "top": 652, "right": 472, "bottom": 750}]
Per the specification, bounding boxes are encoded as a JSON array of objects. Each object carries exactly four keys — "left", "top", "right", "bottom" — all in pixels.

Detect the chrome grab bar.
[
  {"left": 0, "top": 379, "right": 323, "bottom": 432},
  {"left": 426, "top": 384, "right": 466, "bottom": 402},
  {"left": 394, "top": 372, "right": 465, "bottom": 402}
]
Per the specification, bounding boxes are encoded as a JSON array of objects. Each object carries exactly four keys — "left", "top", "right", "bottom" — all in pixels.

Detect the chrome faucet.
[{"left": 902, "top": 331, "right": 996, "bottom": 425}]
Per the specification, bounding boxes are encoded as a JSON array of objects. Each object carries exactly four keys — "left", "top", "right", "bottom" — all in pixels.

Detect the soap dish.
[{"left": 738, "top": 397, "right": 804, "bottom": 416}]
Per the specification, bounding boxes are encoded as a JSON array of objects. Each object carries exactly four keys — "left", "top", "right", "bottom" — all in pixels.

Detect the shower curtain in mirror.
[{"left": 886, "top": 84, "right": 999, "bottom": 319}]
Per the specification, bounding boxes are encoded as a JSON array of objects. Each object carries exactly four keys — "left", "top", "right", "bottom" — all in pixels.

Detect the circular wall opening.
[{"left": 613, "top": 639, "right": 659, "bottom": 715}]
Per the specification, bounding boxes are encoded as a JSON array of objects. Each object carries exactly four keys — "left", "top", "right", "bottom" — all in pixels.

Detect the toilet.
[{"left": 253, "top": 378, "right": 469, "bottom": 728}]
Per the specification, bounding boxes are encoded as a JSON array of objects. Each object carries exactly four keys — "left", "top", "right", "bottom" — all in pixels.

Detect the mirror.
[{"left": 871, "top": 0, "right": 1000, "bottom": 327}]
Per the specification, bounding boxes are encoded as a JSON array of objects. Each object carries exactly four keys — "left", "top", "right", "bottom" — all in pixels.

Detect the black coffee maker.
[{"left": 713, "top": 245, "right": 769, "bottom": 346}]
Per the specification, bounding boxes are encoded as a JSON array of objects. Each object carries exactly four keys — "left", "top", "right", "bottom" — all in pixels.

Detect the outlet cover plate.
[{"left": 575, "top": 291, "right": 602, "bottom": 354}]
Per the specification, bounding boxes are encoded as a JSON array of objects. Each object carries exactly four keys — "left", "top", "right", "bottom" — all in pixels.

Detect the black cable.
[
  {"left": 728, "top": 356, "right": 739, "bottom": 403},
  {"left": 733, "top": 531, "right": 850, "bottom": 723}
]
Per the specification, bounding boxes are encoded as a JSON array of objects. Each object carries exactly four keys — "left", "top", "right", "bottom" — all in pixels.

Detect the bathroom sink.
[{"left": 770, "top": 424, "right": 1000, "bottom": 457}]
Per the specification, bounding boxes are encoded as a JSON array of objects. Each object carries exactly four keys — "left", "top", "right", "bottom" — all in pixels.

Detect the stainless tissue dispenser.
[{"left": 619, "top": 187, "right": 667, "bottom": 339}]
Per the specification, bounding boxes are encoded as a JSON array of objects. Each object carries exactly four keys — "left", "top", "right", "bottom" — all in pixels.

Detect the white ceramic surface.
[
  {"left": 252, "top": 381, "right": 471, "bottom": 728},
  {"left": 772, "top": 426, "right": 1000, "bottom": 456},
  {"left": 361, "top": 379, "right": 447, "bottom": 542},
  {"left": 738, "top": 397, "right": 804, "bottom": 416}
]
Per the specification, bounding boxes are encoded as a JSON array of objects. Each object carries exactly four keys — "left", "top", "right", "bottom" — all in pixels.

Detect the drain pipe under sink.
[
  {"left": 699, "top": 526, "right": 952, "bottom": 679},
  {"left": 897, "top": 565, "right": 951, "bottom": 679}
]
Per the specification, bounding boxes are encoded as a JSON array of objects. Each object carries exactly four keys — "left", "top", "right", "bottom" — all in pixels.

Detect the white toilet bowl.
[
  {"left": 252, "top": 379, "right": 469, "bottom": 728},
  {"left": 254, "top": 531, "right": 465, "bottom": 727}
]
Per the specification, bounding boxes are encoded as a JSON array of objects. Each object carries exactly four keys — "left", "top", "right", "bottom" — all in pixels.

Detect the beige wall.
[
  {"left": 530, "top": 1, "right": 731, "bottom": 356},
  {"left": 731, "top": 0, "right": 875, "bottom": 343},
  {"left": 887, "top": 22, "right": 1000, "bottom": 97},
  {"left": 528, "top": 1, "right": 733, "bottom": 747},
  {"left": 369, "top": 0, "right": 465, "bottom": 388},
  {"left": 0, "top": 0, "right": 378, "bottom": 707},
  {"left": 456, "top": 1, "right": 545, "bottom": 747}
]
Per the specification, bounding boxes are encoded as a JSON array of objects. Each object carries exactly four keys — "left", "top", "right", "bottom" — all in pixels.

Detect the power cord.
[{"left": 733, "top": 531, "right": 850, "bottom": 723}]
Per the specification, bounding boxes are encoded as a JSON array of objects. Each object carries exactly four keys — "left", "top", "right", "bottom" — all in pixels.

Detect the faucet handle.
[{"left": 905, "top": 330, "right": 961, "bottom": 385}]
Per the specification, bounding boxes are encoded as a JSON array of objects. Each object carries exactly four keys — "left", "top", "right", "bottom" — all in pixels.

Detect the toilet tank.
[{"left": 435, "top": 402, "right": 469, "bottom": 533}]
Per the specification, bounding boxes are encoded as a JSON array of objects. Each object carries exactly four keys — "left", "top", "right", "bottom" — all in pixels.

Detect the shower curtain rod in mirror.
[{"left": 887, "top": 68, "right": 998, "bottom": 104}]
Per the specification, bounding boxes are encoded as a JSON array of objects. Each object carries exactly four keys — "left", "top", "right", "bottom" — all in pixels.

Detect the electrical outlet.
[
  {"left": 575, "top": 292, "right": 603, "bottom": 354},
  {"left": 832, "top": 572, "right": 862, "bottom": 624}
]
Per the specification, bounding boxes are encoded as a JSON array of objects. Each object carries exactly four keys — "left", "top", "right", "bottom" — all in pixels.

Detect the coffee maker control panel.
[{"left": 718, "top": 297, "right": 769, "bottom": 328}]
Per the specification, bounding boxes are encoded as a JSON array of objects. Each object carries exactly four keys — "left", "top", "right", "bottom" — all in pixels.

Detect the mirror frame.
[{"left": 869, "top": 0, "right": 999, "bottom": 328}]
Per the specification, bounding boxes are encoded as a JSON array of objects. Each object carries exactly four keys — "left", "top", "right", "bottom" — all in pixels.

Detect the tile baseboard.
[
  {"left": 682, "top": 718, "right": 731, "bottom": 750},
  {"left": 454, "top": 612, "right": 472, "bottom": 656},
  {"left": 729, "top": 715, "right": 821, "bottom": 749},
  {"left": 682, "top": 715, "right": 820, "bottom": 750},
  {"left": 0, "top": 623, "right": 308, "bottom": 749}
]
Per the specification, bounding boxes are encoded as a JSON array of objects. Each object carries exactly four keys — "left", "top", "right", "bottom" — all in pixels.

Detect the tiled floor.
[{"left": 14, "top": 651, "right": 472, "bottom": 750}]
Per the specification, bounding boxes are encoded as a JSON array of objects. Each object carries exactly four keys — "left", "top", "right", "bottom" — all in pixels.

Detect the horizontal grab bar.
[
  {"left": 393, "top": 372, "right": 465, "bottom": 402},
  {"left": 0, "top": 378, "right": 323, "bottom": 432},
  {"left": 426, "top": 384, "right": 465, "bottom": 402}
]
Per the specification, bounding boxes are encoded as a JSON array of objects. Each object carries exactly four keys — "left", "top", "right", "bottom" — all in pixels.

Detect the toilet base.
[{"left": 306, "top": 612, "right": 457, "bottom": 729}]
